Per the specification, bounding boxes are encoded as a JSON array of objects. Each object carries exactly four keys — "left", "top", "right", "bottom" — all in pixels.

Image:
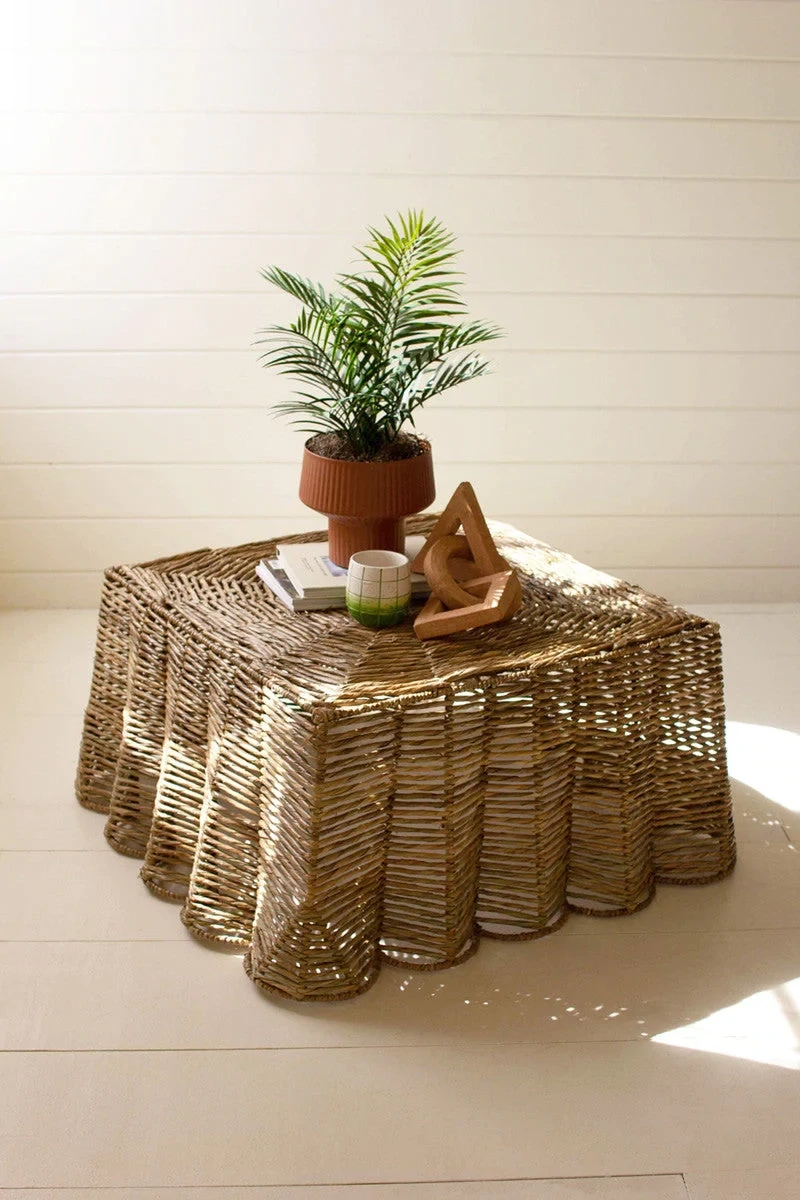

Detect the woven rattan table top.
[{"left": 121, "top": 516, "right": 702, "bottom": 713}]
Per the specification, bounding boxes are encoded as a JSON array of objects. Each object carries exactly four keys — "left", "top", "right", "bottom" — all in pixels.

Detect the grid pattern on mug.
[{"left": 346, "top": 561, "right": 410, "bottom": 629}]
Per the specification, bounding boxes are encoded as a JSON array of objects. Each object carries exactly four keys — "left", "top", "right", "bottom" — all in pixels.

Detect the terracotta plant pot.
[{"left": 299, "top": 441, "right": 436, "bottom": 567}]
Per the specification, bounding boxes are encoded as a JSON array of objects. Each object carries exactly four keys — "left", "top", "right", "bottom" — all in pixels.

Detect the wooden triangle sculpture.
[{"left": 411, "top": 482, "right": 522, "bottom": 640}]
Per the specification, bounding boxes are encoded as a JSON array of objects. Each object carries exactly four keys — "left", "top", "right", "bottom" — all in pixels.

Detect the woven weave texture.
[{"left": 76, "top": 518, "right": 735, "bottom": 1002}]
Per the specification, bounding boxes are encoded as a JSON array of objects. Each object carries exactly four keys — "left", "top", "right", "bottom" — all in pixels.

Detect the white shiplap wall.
[{"left": 2, "top": 0, "right": 799, "bottom": 607}]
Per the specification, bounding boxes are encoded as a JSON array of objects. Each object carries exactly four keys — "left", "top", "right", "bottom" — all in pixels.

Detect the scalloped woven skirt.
[{"left": 75, "top": 520, "right": 736, "bottom": 1002}]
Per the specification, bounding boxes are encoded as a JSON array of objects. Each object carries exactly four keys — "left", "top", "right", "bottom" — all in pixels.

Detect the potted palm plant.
[{"left": 255, "top": 210, "right": 502, "bottom": 565}]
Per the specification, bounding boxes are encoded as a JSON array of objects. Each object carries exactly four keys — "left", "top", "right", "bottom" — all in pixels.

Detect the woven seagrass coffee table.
[{"left": 76, "top": 516, "right": 735, "bottom": 1002}]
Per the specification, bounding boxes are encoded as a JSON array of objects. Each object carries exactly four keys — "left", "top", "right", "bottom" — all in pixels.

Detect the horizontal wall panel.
[
  {"left": 1, "top": 463, "right": 796, "bottom": 518},
  {"left": 2, "top": 515, "right": 797, "bottom": 573},
  {"left": 3, "top": 351, "right": 799, "bottom": 410},
  {"left": 511, "top": 516, "right": 800, "bottom": 571},
  {"left": 3, "top": 408, "right": 799, "bottom": 465},
  {"left": 6, "top": 234, "right": 800, "bottom": 296},
  {"left": 0, "top": 518, "right": 314, "bottom": 572},
  {"left": 5, "top": 176, "right": 800, "bottom": 238},
  {"left": 5, "top": 294, "right": 800, "bottom": 353},
  {"left": 600, "top": 567, "right": 800, "bottom": 605},
  {"left": 5, "top": 53, "right": 800, "bottom": 120},
  {"left": 7, "top": 1, "right": 800, "bottom": 58},
  {"left": 2, "top": 565, "right": 798, "bottom": 610},
  {"left": 5, "top": 113, "right": 799, "bottom": 178},
  {"left": 0, "top": 572, "right": 104, "bottom": 608},
  {"left": 0, "top": 410, "right": 305, "bottom": 464}
]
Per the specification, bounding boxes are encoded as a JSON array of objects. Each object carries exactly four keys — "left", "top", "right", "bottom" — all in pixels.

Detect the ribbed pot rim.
[
  {"left": 299, "top": 439, "right": 436, "bottom": 519},
  {"left": 301, "top": 438, "right": 432, "bottom": 467}
]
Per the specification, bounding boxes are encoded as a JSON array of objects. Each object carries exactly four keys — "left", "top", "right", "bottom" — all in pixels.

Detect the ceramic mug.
[{"left": 346, "top": 550, "right": 411, "bottom": 628}]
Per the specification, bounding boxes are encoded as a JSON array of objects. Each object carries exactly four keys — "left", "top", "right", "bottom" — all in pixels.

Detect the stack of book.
[{"left": 256, "top": 536, "right": 430, "bottom": 613}]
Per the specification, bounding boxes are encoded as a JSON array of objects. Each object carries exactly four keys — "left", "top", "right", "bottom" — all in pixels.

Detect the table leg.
[
  {"left": 140, "top": 612, "right": 211, "bottom": 901},
  {"left": 75, "top": 569, "right": 132, "bottom": 814},
  {"left": 477, "top": 671, "right": 574, "bottom": 938},
  {"left": 380, "top": 687, "right": 487, "bottom": 969},
  {"left": 650, "top": 623, "right": 736, "bottom": 884},
  {"left": 568, "top": 652, "right": 657, "bottom": 915},
  {"left": 104, "top": 590, "right": 168, "bottom": 859},
  {"left": 181, "top": 658, "right": 263, "bottom": 946},
  {"left": 246, "top": 701, "right": 396, "bottom": 1001}
]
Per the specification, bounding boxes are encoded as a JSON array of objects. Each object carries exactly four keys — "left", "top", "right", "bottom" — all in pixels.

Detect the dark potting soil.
[{"left": 307, "top": 432, "right": 428, "bottom": 463}]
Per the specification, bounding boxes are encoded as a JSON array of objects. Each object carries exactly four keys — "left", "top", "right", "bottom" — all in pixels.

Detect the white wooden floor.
[{"left": 1, "top": 604, "right": 799, "bottom": 1200}]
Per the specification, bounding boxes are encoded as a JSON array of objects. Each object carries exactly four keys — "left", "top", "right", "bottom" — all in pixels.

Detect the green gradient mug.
[{"left": 346, "top": 550, "right": 411, "bottom": 629}]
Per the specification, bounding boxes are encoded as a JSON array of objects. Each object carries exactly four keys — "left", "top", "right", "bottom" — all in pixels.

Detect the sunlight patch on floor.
[
  {"left": 653, "top": 977, "right": 800, "bottom": 1071},
  {"left": 726, "top": 721, "right": 800, "bottom": 813}
]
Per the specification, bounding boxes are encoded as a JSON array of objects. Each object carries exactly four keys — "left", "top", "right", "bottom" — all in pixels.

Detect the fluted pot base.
[{"left": 328, "top": 517, "right": 405, "bottom": 566}]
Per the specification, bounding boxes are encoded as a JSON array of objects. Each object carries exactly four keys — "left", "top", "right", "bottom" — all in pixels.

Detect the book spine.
[
  {"left": 278, "top": 564, "right": 308, "bottom": 596},
  {"left": 255, "top": 561, "right": 295, "bottom": 610}
]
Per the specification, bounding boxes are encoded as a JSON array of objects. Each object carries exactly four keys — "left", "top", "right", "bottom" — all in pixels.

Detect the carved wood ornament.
[{"left": 411, "top": 482, "right": 522, "bottom": 640}]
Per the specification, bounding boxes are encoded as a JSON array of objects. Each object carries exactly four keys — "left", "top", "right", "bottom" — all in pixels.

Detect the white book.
[
  {"left": 275, "top": 542, "right": 349, "bottom": 598},
  {"left": 256, "top": 559, "right": 345, "bottom": 612},
  {"left": 277, "top": 537, "right": 430, "bottom": 599}
]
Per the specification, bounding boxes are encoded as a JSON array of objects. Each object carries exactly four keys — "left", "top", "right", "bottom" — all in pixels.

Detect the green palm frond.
[
  {"left": 259, "top": 267, "right": 335, "bottom": 314},
  {"left": 255, "top": 210, "right": 503, "bottom": 456}
]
